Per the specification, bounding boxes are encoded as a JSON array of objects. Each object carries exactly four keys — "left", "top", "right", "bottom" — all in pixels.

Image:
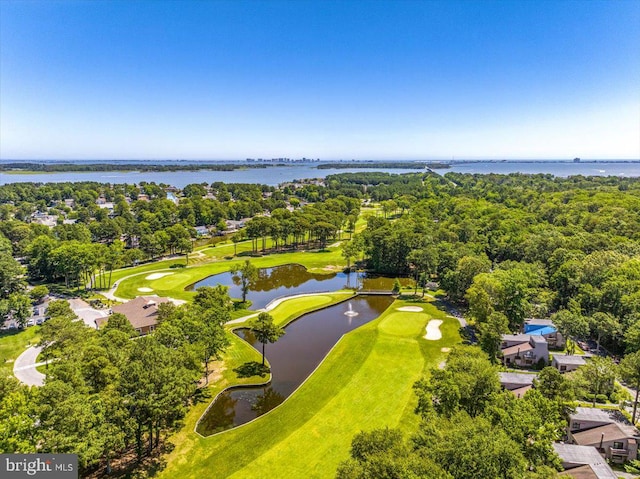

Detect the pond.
[
  {"left": 189, "top": 263, "right": 408, "bottom": 310},
  {"left": 196, "top": 294, "right": 394, "bottom": 436}
]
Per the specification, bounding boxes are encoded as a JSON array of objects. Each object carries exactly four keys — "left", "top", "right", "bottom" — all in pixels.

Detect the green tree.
[
  {"left": 336, "top": 428, "right": 451, "bottom": 479},
  {"left": 589, "top": 312, "right": 620, "bottom": 354},
  {"left": 392, "top": 278, "right": 402, "bottom": 295},
  {"left": 414, "top": 346, "right": 500, "bottom": 418},
  {"left": 479, "top": 311, "right": 510, "bottom": 363},
  {"left": 579, "top": 356, "right": 617, "bottom": 406},
  {"left": 619, "top": 351, "right": 640, "bottom": 423},
  {"left": 29, "top": 285, "right": 49, "bottom": 303},
  {"left": 551, "top": 310, "right": 589, "bottom": 355},
  {"left": 102, "top": 312, "right": 136, "bottom": 337},
  {"left": 0, "top": 252, "right": 25, "bottom": 298},
  {"left": 250, "top": 312, "right": 285, "bottom": 366},
  {"left": 7, "top": 293, "right": 32, "bottom": 328},
  {"left": 533, "top": 367, "right": 574, "bottom": 401},
  {"left": 231, "top": 260, "right": 258, "bottom": 303}
]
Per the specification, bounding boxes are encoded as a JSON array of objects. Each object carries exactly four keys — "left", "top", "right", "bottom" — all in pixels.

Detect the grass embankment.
[
  {"left": 111, "top": 247, "right": 345, "bottom": 301},
  {"left": 0, "top": 327, "right": 41, "bottom": 376},
  {"left": 160, "top": 296, "right": 460, "bottom": 479}
]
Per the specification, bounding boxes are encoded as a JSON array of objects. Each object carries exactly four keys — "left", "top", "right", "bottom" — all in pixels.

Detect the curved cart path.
[{"left": 13, "top": 345, "right": 46, "bottom": 387}]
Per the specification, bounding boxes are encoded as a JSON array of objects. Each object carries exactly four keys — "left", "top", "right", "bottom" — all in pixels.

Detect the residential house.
[
  {"left": 500, "top": 334, "right": 549, "bottom": 368},
  {"left": 97, "top": 202, "right": 115, "bottom": 213},
  {"left": 137, "top": 194, "right": 150, "bottom": 201},
  {"left": 553, "top": 443, "right": 618, "bottom": 479},
  {"left": 194, "top": 226, "right": 210, "bottom": 236},
  {"left": 552, "top": 354, "right": 588, "bottom": 373},
  {"left": 31, "top": 212, "right": 58, "bottom": 228},
  {"left": 96, "top": 296, "right": 171, "bottom": 335},
  {"left": 524, "top": 318, "right": 565, "bottom": 348},
  {"left": 499, "top": 372, "right": 537, "bottom": 398},
  {"left": 225, "top": 219, "right": 248, "bottom": 233},
  {"left": 567, "top": 407, "right": 639, "bottom": 463}
]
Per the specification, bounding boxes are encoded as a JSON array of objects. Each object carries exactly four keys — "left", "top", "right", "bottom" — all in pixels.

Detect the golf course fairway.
[{"left": 159, "top": 297, "right": 460, "bottom": 479}]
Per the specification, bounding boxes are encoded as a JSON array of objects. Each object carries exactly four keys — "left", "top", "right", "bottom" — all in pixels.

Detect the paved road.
[
  {"left": 68, "top": 298, "right": 109, "bottom": 328},
  {"left": 13, "top": 346, "right": 45, "bottom": 387}
]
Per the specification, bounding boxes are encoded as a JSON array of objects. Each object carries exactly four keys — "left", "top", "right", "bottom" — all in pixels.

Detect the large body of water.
[
  {"left": 190, "top": 263, "right": 410, "bottom": 309},
  {"left": 196, "top": 294, "right": 394, "bottom": 436},
  {"left": 1, "top": 161, "right": 640, "bottom": 187}
]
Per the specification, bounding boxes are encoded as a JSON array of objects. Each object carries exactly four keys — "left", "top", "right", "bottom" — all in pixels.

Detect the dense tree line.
[
  {"left": 337, "top": 347, "right": 569, "bottom": 479},
  {"left": 0, "top": 286, "right": 230, "bottom": 474},
  {"left": 0, "top": 180, "right": 358, "bottom": 289},
  {"left": 327, "top": 172, "right": 640, "bottom": 355}
]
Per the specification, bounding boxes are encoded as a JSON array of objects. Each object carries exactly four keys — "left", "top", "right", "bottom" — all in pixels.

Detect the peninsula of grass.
[
  {"left": 228, "top": 291, "right": 356, "bottom": 328},
  {"left": 159, "top": 297, "right": 460, "bottom": 479}
]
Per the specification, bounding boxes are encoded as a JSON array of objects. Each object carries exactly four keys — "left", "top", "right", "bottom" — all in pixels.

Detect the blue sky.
[{"left": 1, "top": 0, "right": 639, "bottom": 160}]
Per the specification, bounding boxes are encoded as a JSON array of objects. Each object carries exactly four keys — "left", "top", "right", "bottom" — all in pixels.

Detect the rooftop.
[
  {"left": 558, "top": 464, "right": 618, "bottom": 479},
  {"left": 499, "top": 372, "right": 538, "bottom": 386},
  {"left": 502, "top": 342, "right": 534, "bottom": 356},
  {"left": 525, "top": 318, "right": 556, "bottom": 327},
  {"left": 554, "top": 444, "right": 618, "bottom": 479},
  {"left": 570, "top": 407, "right": 614, "bottom": 423},
  {"left": 503, "top": 334, "right": 531, "bottom": 342},
  {"left": 553, "top": 354, "right": 587, "bottom": 366},
  {"left": 571, "top": 423, "right": 637, "bottom": 446},
  {"left": 110, "top": 296, "right": 172, "bottom": 330}
]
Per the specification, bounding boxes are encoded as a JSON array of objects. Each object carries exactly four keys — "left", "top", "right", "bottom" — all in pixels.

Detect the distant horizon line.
[{"left": 2, "top": 158, "right": 640, "bottom": 163}]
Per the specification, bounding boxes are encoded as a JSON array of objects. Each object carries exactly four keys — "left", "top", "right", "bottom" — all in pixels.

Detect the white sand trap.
[
  {"left": 145, "top": 272, "right": 174, "bottom": 280},
  {"left": 424, "top": 319, "right": 443, "bottom": 340},
  {"left": 397, "top": 306, "right": 423, "bottom": 312},
  {"left": 138, "top": 287, "right": 153, "bottom": 292},
  {"left": 441, "top": 347, "right": 451, "bottom": 353}
]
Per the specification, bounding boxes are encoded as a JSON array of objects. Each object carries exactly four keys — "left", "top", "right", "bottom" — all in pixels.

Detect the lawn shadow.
[{"left": 233, "top": 361, "right": 270, "bottom": 378}]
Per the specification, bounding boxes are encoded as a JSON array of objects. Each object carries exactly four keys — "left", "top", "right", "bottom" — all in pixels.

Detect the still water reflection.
[
  {"left": 190, "top": 263, "right": 406, "bottom": 309},
  {"left": 196, "top": 295, "right": 393, "bottom": 436}
]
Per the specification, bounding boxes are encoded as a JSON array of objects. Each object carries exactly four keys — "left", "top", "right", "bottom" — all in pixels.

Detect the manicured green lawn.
[
  {"left": 231, "top": 292, "right": 356, "bottom": 328},
  {"left": 159, "top": 297, "right": 460, "bottom": 479},
  {"left": 112, "top": 248, "right": 346, "bottom": 301},
  {"left": 0, "top": 327, "right": 41, "bottom": 376}
]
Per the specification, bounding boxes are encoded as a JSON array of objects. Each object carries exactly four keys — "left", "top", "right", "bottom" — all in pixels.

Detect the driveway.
[
  {"left": 68, "top": 298, "right": 109, "bottom": 328},
  {"left": 13, "top": 345, "right": 45, "bottom": 387}
]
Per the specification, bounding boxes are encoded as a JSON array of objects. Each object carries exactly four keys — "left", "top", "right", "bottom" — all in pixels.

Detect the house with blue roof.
[{"left": 524, "top": 318, "right": 565, "bottom": 349}]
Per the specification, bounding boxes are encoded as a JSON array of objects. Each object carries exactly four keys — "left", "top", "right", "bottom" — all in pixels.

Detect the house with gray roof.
[
  {"left": 567, "top": 407, "right": 639, "bottom": 464},
  {"left": 552, "top": 354, "right": 588, "bottom": 373},
  {"left": 500, "top": 334, "right": 549, "bottom": 368},
  {"left": 499, "top": 372, "right": 537, "bottom": 398},
  {"left": 553, "top": 444, "right": 618, "bottom": 479}
]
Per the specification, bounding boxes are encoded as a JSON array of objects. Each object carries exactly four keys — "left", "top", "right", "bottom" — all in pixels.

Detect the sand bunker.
[
  {"left": 138, "top": 287, "right": 153, "bottom": 292},
  {"left": 145, "top": 272, "right": 174, "bottom": 280},
  {"left": 424, "top": 319, "right": 443, "bottom": 340},
  {"left": 441, "top": 347, "right": 451, "bottom": 353},
  {"left": 397, "top": 306, "right": 423, "bottom": 312}
]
